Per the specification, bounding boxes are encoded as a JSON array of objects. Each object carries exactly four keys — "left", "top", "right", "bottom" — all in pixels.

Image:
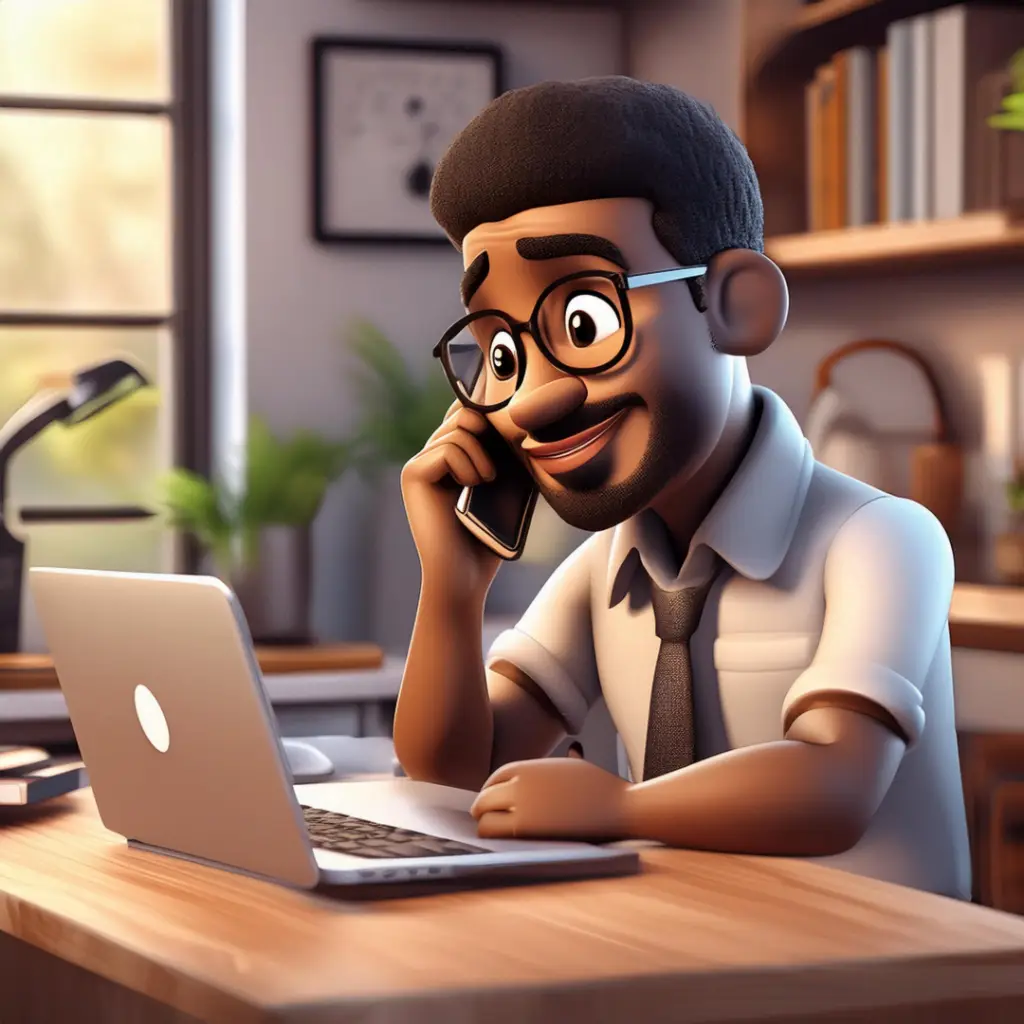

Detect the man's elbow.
[
  {"left": 801, "top": 793, "right": 876, "bottom": 856},
  {"left": 392, "top": 740, "right": 488, "bottom": 791}
]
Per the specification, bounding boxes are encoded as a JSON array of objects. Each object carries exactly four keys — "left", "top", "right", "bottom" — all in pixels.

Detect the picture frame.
[{"left": 311, "top": 37, "right": 504, "bottom": 246}]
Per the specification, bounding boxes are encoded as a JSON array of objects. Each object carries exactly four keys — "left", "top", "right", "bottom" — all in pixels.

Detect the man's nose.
[{"left": 507, "top": 377, "right": 587, "bottom": 434}]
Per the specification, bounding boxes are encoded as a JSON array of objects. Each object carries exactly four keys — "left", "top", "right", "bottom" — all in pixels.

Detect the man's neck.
[{"left": 648, "top": 380, "right": 761, "bottom": 566}]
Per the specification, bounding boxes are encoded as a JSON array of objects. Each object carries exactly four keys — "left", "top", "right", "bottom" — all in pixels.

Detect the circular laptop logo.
[{"left": 134, "top": 684, "right": 170, "bottom": 753}]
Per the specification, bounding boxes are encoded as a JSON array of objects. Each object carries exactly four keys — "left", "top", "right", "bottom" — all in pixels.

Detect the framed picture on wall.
[{"left": 311, "top": 37, "right": 504, "bottom": 245}]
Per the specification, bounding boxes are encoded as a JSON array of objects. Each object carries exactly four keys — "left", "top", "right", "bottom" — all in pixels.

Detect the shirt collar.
[{"left": 605, "top": 387, "right": 814, "bottom": 605}]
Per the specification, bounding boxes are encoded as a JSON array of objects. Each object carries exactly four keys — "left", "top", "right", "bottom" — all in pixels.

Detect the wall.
[
  {"left": 627, "top": 0, "right": 742, "bottom": 132},
  {"left": 243, "top": 0, "right": 625, "bottom": 640}
]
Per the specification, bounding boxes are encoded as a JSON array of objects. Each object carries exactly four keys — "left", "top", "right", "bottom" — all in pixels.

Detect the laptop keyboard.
[{"left": 301, "top": 805, "right": 490, "bottom": 859}]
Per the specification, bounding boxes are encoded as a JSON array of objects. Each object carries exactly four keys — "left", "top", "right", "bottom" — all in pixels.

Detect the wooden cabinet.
[{"left": 959, "top": 732, "right": 1024, "bottom": 911}]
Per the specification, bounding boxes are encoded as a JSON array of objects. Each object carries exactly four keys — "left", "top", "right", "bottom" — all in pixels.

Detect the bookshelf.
[{"left": 743, "top": 0, "right": 1024, "bottom": 271}]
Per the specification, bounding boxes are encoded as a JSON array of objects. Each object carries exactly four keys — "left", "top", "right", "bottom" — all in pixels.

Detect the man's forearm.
[
  {"left": 392, "top": 577, "right": 493, "bottom": 791},
  {"left": 621, "top": 713, "right": 904, "bottom": 856}
]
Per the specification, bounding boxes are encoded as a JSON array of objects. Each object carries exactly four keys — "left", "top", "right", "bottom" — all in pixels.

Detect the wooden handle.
[{"left": 812, "top": 339, "right": 950, "bottom": 443}]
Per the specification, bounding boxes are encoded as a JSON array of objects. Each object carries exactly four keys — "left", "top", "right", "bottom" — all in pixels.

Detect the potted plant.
[
  {"left": 161, "top": 416, "right": 350, "bottom": 643},
  {"left": 346, "top": 320, "right": 452, "bottom": 652},
  {"left": 995, "top": 464, "right": 1024, "bottom": 585},
  {"left": 986, "top": 49, "right": 1024, "bottom": 210},
  {"left": 988, "top": 49, "right": 1024, "bottom": 132}
]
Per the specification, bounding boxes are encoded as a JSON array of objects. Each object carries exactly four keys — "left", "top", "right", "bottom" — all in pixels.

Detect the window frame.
[{"left": 0, "top": 0, "right": 212, "bottom": 571}]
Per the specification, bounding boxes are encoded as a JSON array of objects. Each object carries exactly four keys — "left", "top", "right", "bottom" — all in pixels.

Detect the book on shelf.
[
  {"left": 877, "top": 45, "right": 889, "bottom": 223},
  {"left": 803, "top": 2, "right": 1024, "bottom": 233},
  {"left": 846, "top": 46, "right": 876, "bottom": 227},
  {"left": 909, "top": 13, "right": 934, "bottom": 222},
  {"left": 886, "top": 18, "right": 914, "bottom": 221}
]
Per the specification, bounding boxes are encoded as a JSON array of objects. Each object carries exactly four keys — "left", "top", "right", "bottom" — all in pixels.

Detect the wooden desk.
[{"left": 4, "top": 793, "right": 1024, "bottom": 1023}]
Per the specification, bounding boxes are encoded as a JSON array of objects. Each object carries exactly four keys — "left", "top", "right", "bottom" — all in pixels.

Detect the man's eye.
[
  {"left": 488, "top": 331, "right": 518, "bottom": 380},
  {"left": 564, "top": 292, "right": 622, "bottom": 348}
]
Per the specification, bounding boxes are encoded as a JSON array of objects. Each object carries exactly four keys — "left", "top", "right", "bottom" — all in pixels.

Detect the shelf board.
[
  {"left": 755, "top": 0, "right": 961, "bottom": 84},
  {"left": 765, "top": 210, "right": 1024, "bottom": 275},
  {"left": 795, "top": 0, "right": 880, "bottom": 29},
  {"left": 795, "top": 0, "right": 922, "bottom": 31}
]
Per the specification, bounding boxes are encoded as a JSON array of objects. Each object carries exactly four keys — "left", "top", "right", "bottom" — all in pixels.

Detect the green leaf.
[
  {"left": 346, "top": 320, "right": 453, "bottom": 467},
  {"left": 989, "top": 110, "right": 1024, "bottom": 131},
  {"left": 160, "top": 468, "right": 234, "bottom": 562},
  {"left": 1011, "top": 49, "right": 1024, "bottom": 92},
  {"left": 240, "top": 415, "right": 285, "bottom": 527},
  {"left": 1007, "top": 477, "right": 1024, "bottom": 514},
  {"left": 276, "top": 471, "right": 330, "bottom": 525}
]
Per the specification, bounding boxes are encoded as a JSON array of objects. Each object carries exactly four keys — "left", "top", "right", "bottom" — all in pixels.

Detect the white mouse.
[{"left": 281, "top": 739, "right": 334, "bottom": 783}]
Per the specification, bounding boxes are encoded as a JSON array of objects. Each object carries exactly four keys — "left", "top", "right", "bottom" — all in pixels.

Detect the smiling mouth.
[{"left": 522, "top": 408, "right": 630, "bottom": 462}]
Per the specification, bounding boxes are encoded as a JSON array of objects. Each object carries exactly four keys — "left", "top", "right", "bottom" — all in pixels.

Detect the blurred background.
[{"left": 0, "top": 0, "right": 1023, "bottom": 655}]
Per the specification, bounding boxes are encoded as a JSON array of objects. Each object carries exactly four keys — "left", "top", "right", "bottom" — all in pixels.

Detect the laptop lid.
[{"left": 29, "top": 568, "right": 319, "bottom": 888}]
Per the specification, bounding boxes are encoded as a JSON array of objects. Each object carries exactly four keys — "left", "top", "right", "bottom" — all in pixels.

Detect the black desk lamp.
[{"left": 0, "top": 357, "right": 150, "bottom": 652}]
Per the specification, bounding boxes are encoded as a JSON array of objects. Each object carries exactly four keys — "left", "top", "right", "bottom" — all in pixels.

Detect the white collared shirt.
[{"left": 488, "top": 387, "right": 972, "bottom": 899}]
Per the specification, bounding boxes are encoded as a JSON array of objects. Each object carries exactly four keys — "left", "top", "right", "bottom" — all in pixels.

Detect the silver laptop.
[{"left": 29, "top": 568, "right": 638, "bottom": 892}]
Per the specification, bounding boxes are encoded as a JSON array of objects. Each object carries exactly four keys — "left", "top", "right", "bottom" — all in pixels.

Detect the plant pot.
[
  {"left": 231, "top": 525, "right": 313, "bottom": 645},
  {"left": 994, "top": 530, "right": 1024, "bottom": 585}
]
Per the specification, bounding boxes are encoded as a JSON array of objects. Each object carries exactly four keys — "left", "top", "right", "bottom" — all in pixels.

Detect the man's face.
[{"left": 460, "top": 197, "right": 738, "bottom": 533}]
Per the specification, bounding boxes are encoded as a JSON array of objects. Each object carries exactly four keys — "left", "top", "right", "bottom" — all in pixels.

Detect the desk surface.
[{"left": 4, "top": 791, "right": 1024, "bottom": 1023}]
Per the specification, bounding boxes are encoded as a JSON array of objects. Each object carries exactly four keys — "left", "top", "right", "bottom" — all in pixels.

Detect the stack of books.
[
  {"left": 805, "top": 3, "right": 1024, "bottom": 232},
  {"left": 0, "top": 745, "right": 87, "bottom": 806}
]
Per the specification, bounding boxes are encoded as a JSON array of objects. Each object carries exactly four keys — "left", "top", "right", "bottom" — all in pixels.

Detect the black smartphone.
[{"left": 454, "top": 425, "right": 539, "bottom": 560}]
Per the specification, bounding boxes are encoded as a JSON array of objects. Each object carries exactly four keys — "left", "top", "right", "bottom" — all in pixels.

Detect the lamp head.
[{"left": 64, "top": 358, "right": 149, "bottom": 426}]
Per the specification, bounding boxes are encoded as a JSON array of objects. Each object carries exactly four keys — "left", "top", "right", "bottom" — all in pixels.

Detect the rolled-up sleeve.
[
  {"left": 781, "top": 495, "right": 954, "bottom": 748},
  {"left": 486, "top": 538, "right": 601, "bottom": 734}
]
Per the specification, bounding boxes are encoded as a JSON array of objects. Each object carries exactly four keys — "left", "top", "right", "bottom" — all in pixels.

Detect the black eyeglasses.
[{"left": 432, "top": 264, "right": 707, "bottom": 413}]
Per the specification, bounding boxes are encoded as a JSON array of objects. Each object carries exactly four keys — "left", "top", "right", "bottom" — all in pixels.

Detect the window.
[{"left": 0, "top": 0, "right": 210, "bottom": 600}]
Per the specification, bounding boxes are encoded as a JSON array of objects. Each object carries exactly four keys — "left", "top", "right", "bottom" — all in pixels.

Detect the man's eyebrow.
[
  {"left": 460, "top": 251, "right": 489, "bottom": 306},
  {"left": 515, "top": 233, "right": 630, "bottom": 270}
]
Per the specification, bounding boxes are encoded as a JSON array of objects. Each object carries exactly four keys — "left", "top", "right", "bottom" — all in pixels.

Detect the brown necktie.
[{"left": 642, "top": 574, "right": 716, "bottom": 781}]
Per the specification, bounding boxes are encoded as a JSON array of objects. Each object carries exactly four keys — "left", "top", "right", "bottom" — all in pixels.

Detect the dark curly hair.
[{"left": 429, "top": 76, "right": 764, "bottom": 311}]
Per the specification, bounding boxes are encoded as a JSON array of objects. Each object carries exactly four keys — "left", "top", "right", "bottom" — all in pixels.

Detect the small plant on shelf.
[
  {"left": 1007, "top": 463, "right": 1024, "bottom": 526},
  {"left": 995, "top": 463, "right": 1024, "bottom": 585},
  {"left": 988, "top": 50, "right": 1024, "bottom": 132},
  {"left": 161, "top": 417, "right": 351, "bottom": 574}
]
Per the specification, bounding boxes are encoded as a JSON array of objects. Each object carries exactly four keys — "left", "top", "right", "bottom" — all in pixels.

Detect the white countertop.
[{"left": 0, "top": 657, "right": 406, "bottom": 724}]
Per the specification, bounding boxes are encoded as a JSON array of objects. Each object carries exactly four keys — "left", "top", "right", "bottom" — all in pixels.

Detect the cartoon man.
[{"left": 394, "top": 77, "right": 971, "bottom": 899}]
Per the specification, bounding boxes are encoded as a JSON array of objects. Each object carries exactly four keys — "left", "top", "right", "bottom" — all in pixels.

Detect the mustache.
[{"left": 528, "top": 392, "right": 644, "bottom": 444}]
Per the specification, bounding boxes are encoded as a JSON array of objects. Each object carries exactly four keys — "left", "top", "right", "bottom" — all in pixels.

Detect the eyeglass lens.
[{"left": 443, "top": 274, "right": 628, "bottom": 409}]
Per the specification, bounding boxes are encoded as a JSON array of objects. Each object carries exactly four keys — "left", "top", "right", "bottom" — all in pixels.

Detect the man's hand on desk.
[{"left": 471, "top": 757, "right": 630, "bottom": 840}]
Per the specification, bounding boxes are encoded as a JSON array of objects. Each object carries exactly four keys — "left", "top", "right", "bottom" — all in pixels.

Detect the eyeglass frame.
[{"left": 432, "top": 264, "right": 708, "bottom": 413}]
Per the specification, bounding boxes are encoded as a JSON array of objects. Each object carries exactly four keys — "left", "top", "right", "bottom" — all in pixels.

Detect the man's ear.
[{"left": 703, "top": 249, "right": 789, "bottom": 357}]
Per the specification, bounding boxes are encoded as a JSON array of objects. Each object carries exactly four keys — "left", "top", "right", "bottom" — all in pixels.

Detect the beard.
[{"left": 533, "top": 391, "right": 710, "bottom": 534}]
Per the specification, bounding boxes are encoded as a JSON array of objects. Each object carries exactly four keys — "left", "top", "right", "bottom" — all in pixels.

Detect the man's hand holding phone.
[{"left": 401, "top": 401, "right": 503, "bottom": 601}]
